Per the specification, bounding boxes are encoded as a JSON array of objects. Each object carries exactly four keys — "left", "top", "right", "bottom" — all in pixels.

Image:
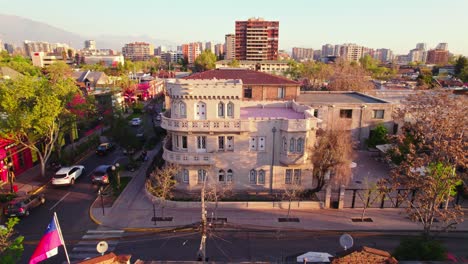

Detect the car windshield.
[
  {"left": 54, "top": 173, "right": 67, "bottom": 178},
  {"left": 94, "top": 171, "right": 105, "bottom": 176},
  {"left": 98, "top": 145, "right": 107, "bottom": 150}
]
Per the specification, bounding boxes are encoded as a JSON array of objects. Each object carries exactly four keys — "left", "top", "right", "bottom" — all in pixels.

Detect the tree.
[
  {"left": 393, "top": 236, "right": 446, "bottom": 261},
  {"left": 358, "top": 177, "right": 385, "bottom": 222},
  {"left": 310, "top": 128, "right": 354, "bottom": 192},
  {"left": 300, "top": 61, "right": 333, "bottom": 89},
  {"left": 282, "top": 182, "right": 304, "bottom": 219},
  {"left": 454, "top": 56, "right": 467, "bottom": 75},
  {"left": 206, "top": 182, "right": 233, "bottom": 221},
  {"left": 0, "top": 217, "right": 24, "bottom": 264},
  {"left": 194, "top": 50, "right": 217, "bottom": 72},
  {"left": 327, "top": 59, "right": 374, "bottom": 91},
  {"left": 0, "top": 75, "right": 79, "bottom": 176},
  {"left": 387, "top": 91, "right": 467, "bottom": 236},
  {"left": 0, "top": 54, "right": 41, "bottom": 76},
  {"left": 366, "top": 123, "right": 388, "bottom": 148},
  {"left": 44, "top": 61, "right": 72, "bottom": 84},
  {"left": 227, "top": 59, "right": 240, "bottom": 68},
  {"left": 146, "top": 164, "right": 179, "bottom": 219}
]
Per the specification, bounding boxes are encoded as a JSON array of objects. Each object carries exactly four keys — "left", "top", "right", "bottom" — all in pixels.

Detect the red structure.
[
  {"left": 235, "top": 18, "right": 279, "bottom": 61},
  {"left": 0, "top": 139, "right": 34, "bottom": 182},
  {"left": 426, "top": 49, "right": 449, "bottom": 65}
]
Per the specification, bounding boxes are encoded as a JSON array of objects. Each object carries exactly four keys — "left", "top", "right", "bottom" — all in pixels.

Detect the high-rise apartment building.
[
  {"left": 235, "top": 18, "right": 279, "bottom": 61},
  {"left": 343, "top": 44, "right": 364, "bottom": 62},
  {"left": 321, "top": 44, "right": 334, "bottom": 57},
  {"left": 3, "top": 43, "right": 14, "bottom": 54},
  {"left": 181, "top": 43, "right": 201, "bottom": 64},
  {"left": 416, "top": 43, "right": 427, "bottom": 50},
  {"left": 214, "top": 43, "right": 224, "bottom": 57},
  {"left": 225, "top": 34, "right": 236, "bottom": 60},
  {"left": 408, "top": 49, "right": 426, "bottom": 63},
  {"left": 84, "top": 40, "right": 96, "bottom": 50},
  {"left": 374, "top": 48, "right": 393, "bottom": 62},
  {"left": 436, "top": 43, "right": 448, "bottom": 51},
  {"left": 24, "top": 40, "right": 53, "bottom": 57},
  {"left": 426, "top": 49, "right": 449, "bottom": 65},
  {"left": 292, "top": 47, "right": 314, "bottom": 61},
  {"left": 122, "top": 42, "right": 154, "bottom": 61},
  {"left": 205, "top": 42, "right": 214, "bottom": 53}
]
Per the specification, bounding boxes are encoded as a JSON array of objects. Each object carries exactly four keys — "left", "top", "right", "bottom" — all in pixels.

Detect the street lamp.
[
  {"left": 111, "top": 163, "right": 121, "bottom": 188},
  {"left": 3, "top": 162, "right": 14, "bottom": 193},
  {"left": 98, "top": 186, "right": 105, "bottom": 216},
  {"left": 270, "top": 127, "right": 277, "bottom": 194}
]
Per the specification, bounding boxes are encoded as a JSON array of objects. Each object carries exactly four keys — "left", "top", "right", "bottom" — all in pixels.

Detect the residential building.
[
  {"left": 408, "top": 48, "right": 426, "bottom": 63},
  {"left": 31, "top": 51, "right": 73, "bottom": 67},
  {"left": 321, "top": 44, "right": 335, "bottom": 57},
  {"left": 342, "top": 44, "right": 364, "bottom": 62},
  {"left": 416, "top": 42, "right": 427, "bottom": 50},
  {"left": 215, "top": 60, "right": 290, "bottom": 75},
  {"left": 161, "top": 78, "right": 318, "bottom": 191},
  {"left": 292, "top": 47, "right": 314, "bottom": 61},
  {"left": 122, "top": 42, "right": 154, "bottom": 61},
  {"left": 84, "top": 40, "right": 96, "bottom": 50},
  {"left": 83, "top": 55, "right": 125, "bottom": 67},
  {"left": 297, "top": 91, "right": 395, "bottom": 146},
  {"left": 426, "top": 49, "right": 449, "bottom": 65},
  {"left": 72, "top": 70, "right": 111, "bottom": 92},
  {"left": 184, "top": 68, "right": 300, "bottom": 101},
  {"left": 374, "top": 48, "right": 393, "bottom": 62},
  {"left": 0, "top": 39, "right": 3, "bottom": 52},
  {"left": 3, "top": 43, "right": 15, "bottom": 54},
  {"left": 205, "top": 41, "right": 214, "bottom": 53},
  {"left": 331, "top": 246, "right": 397, "bottom": 264},
  {"left": 224, "top": 34, "right": 236, "bottom": 60},
  {"left": 154, "top": 46, "right": 167, "bottom": 56},
  {"left": 161, "top": 51, "right": 184, "bottom": 64},
  {"left": 313, "top": 50, "right": 322, "bottom": 61},
  {"left": 436, "top": 42, "right": 448, "bottom": 51},
  {"left": 214, "top": 43, "right": 224, "bottom": 58},
  {"left": 24, "top": 40, "right": 53, "bottom": 57},
  {"left": 181, "top": 43, "right": 201, "bottom": 64},
  {"left": 334, "top": 44, "right": 343, "bottom": 57},
  {"left": 235, "top": 18, "right": 279, "bottom": 61}
]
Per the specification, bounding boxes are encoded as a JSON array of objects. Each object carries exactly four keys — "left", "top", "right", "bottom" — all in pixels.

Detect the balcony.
[
  {"left": 279, "top": 153, "right": 307, "bottom": 165},
  {"left": 161, "top": 116, "right": 251, "bottom": 132},
  {"left": 280, "top": 119, "right": 314, "bottom": 132},
  {"left": 163, "top": 146, "right": 214, "bottom": 165}
]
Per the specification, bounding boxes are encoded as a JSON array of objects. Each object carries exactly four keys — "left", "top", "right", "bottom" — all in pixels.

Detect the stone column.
[
  {"left": 338, "top": 185, "right": 346, "bottom": 209},
  {"left": 325, "top": 184, "right": 332, "bottom": 208}
]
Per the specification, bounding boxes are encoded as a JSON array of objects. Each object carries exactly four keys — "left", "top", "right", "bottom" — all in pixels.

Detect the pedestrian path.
[{"left": 67, "top": 229, "right": 125, "bottom": 262}]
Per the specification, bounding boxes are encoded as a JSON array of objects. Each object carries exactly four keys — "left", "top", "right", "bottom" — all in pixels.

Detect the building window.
[
  {"left": 293, "top": 169, "right": 301, "bottom": 184},
  {"left": 258, "top": 169, "right": 265, "bottom": 184},
  {"left": 313, "top": 109, "right": 319, "bottom": 117},
  {"left": 289, "top": 138, "right": 296, "bottom": 152},
  {"left": 218, "top": 102, "right": 225, "bottom": 117},
  {"left": 218, "top": 136, "right": 225, "bottom": 151},
  {"left": 258, "top": 136, "right": 266, "bottom": 151},
  {"left": 285, "top": 169, "right": 292, "bottom": 184},
  {"left": 249, "top": 137, "right": 257, "bottom": 151},
  {"left": 244, "top": 87, "right": 252, "bottom": 98},
  {"left": 249, "top": 169, "right": 257, "bottom": 184},
  {"left": 278, "top": 87, "right": 285, "bottom": 99},
  {"left": 226, "top": 136, "right": 234, "bottom": 151},
  {"left": 197, "top": 136, "right": 206, "bottom": 151},
  {"left": 174, "top": 135, "right": 180, "bottom": 148},
  {"left": 198, "top": 169, "right": 207, "bottom": 184},
  {"left": 227, "top": 169, "right": 233, "bottom": 182},
  {"left": 179, "top": 102, "right": 187, "bottom": 118},
  {"left": 250, "top": 136, "right": 266, "bottom": 151},
  {"left": 282, "top": 137, "right": 287, "bottom": 152},
  {"left": 182, "top": 169, "right": 189, "bottom": 183},
  {"left": 373, "top": 110, "right": 385, "bottom": 119},
  {"left": 182, "top": 136, "right": 187, "bottom": 149},
  {"left": 296, "top": 138, "right": 304, "bottom": 153},
  {"left": 340, "top": 109, "right": 353, "bottom": 119},
  {"left": 218, "top": 170, "right": 225, "bottom": 182},
  {"left": 227, "top": 102, "right": 234, "bottom": 117}
]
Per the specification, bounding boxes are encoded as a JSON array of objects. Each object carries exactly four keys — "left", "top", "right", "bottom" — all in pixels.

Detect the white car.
[
  {"left": 52, "top": 165, "right": 85, "bottom": 186},
  {"left": 130, "top": 117, "right": 142, "bottom": 126}
]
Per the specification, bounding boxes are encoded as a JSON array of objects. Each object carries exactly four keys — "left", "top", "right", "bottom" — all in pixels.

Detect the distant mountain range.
[{"left": 0, "top": 14, "right": 176, "bottom": 51}]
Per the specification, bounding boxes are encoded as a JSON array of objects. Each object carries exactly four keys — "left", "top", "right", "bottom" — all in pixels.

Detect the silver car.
[{"left": 52, "top": 165, "right": 85, "bottom": 186}]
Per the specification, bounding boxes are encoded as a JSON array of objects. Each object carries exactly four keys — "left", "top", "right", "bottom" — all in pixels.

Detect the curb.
[
  {"left": 89, "top": 196, "right": 102, "bottom": 225},
  {"left": 123, "top": 226, "right": 196, "bottom": 233},
  {"left": 28, "top": 179, "right": 51, "bottom": 195}
]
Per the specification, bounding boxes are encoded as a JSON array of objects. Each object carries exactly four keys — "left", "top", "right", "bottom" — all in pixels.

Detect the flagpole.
[{"left": 54, "top": 212, "right": 71, "bottom": 264}]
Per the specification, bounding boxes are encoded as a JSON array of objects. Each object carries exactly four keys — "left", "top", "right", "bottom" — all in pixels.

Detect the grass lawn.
[{"left": 114, "top": 176, "right": 132, "bottom": 197}]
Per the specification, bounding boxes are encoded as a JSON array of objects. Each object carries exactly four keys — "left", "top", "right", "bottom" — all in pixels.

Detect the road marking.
[{"left": 49, "top": 192, "right": 71, "bottom": 211}]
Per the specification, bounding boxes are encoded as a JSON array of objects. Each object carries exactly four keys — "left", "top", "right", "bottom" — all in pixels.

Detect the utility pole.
[
  {"left": 270, "top": 126, "right": 277, "bottom": 194},
  {"left": 197, "top": 174, "right": 207, "bottom": 263}
]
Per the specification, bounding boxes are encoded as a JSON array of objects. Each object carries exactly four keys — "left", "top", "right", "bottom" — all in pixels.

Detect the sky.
[{"left": 1, "top": 0, "right": 467, "bottom": 55}]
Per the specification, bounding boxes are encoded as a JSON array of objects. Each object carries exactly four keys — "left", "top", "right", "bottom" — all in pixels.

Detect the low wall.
[{"left": 145, "top": 185, "right": 323, "bottom": 209}]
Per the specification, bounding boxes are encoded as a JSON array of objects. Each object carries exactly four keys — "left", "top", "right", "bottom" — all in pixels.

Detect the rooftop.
[
  {"left": 184, "top": 69, "right": 299, "bottom": 86},
  {"left": 216, "top": 60, "right": 289, "bottom": 65},
  {"left": 297, "top": 92, "right": 389, "bottom": 104},
  {"left": 240, "top": 107, "right": 305, "bottom": 119}
]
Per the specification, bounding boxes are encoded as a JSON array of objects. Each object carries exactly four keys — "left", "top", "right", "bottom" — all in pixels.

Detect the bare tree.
[
  {"left": 146, "top": 164, "right": 179, "bottom": 219},
  {"left": 387, "top": 90, "right": 467, "bottom": 236},
  {"left": 282, "top": 182, "right": 304, "bottom": 219},
  {"left": 205, "top": 182, "right": 233, "bottom": 221},
  {"left": 358, "top": 177, "right": 386, "bottom": 222},
  {"left": 327, "top": 59, "right": 374, "bottom": 91},
  {"left": 310, "top": 128, "right": 354, "bottom": 193}
]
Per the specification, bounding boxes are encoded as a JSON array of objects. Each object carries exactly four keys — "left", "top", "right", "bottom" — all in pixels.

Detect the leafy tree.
[
  {"left": 0, "top": 54, "right": 41, "bottom": 76},
  {"left": 327, "top": 59, "right": 374, "bottom": 91},
  {"left": 147, "top": 164, "right": 179, "bottom": 218},
  {"left": 387, "top": 91, "right": 467, "bottom": 236},
  {"left": 0, "top": 217, "right": 24, "bottom": 264},
  {"left": 283, "top": 59, "right": 303, "bottom": 80},
  {"left": 177, "top": 57, "right": 189, "bottom": 71},
  {"left": 194, "top": 50, "right": 217, "bottom": 72},
  {"left": 310, "top": 128, "right": 354, "bottom": 192},
  {"left": 44, "top": 61, "right": 72, "bottom": 84},
  {"left": 366, "top": 123, "right": 388, "bottom": 148},
  {"left": 0, "top": 75, "right": 79, "bottom": 176},
  {"left": 454, "top": 56, "right": 467, "bottom": 75},
  {"left": 300, "top": 61, "right": 333, "bottom": 89},
  {"left": 459, "top": 65, "right": 468, "bottom": 82},
  {"left": 393, "top": 236, "right": 446, "bottom": 261},
  {"left": 227, "top": 59, "right": 240, "bottom": 68}
]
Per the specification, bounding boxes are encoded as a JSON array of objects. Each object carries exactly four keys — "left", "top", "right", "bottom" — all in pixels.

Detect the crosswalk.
[{"left": 67, "top": 229, "right": 124, "bottom": 262}]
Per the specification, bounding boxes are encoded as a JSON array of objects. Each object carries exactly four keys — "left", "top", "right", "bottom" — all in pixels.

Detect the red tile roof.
[{"left": 184, "top": 69, "right": 299, "bottom": 86}]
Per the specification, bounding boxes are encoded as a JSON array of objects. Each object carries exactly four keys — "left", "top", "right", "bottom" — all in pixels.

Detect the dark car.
[
  {"left": 96, "top": 143, "right": 115, "bottom": 156},
  {"left": 91, "top": 165, "right": 113, "bottom": 185},
  {"left": 4, "top": 194, "right": 46, "bottom": 217}
]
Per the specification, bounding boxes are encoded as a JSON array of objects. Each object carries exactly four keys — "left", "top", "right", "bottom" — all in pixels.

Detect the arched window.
[
  {"left": 218, "top": 102, "right": 224, "bottom": 117},
  {"left": 173, "top": 101, "right": 179, "bottom": 116},
  {"left": 227, "top": 102, "right": 234, "bottom": 118},
  {"left": 282, "top": 137, "right": 287, "bottom": 152},
  {"left": 289, "top": 138, "right": 296, "bottom": 152},
  {"left": 218, "top": 169, "right": 225, "bottom": 182},
  {"left": 296, "top": 138, "right": 304, "bottom": 153},
  {"left": 258, "top": 169, "right": 265, "bottom": 184},
  {"left": 249, "top": 169, "right": 257, "bottom": 184},
  {"left": 227, "top": 169, "right": 233, "bottom": 183},
  {"left": 179, "top": 102, "right": 186, "bottom": 118},
  {"left": 197, "top": 169, "right": 207, "bottom": 184},
  {"left": 195, "top": 101, "right": 206, "bottom": 120}
]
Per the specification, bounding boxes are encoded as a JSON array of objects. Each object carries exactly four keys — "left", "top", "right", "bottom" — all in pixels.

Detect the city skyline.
[{"left": 0, "top": 0, "right": 467, "bottom": 55}]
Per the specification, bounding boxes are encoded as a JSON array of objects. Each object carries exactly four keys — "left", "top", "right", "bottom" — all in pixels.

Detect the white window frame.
[
  {"left": 226, "top": 136, "right": 234, "bottom": 151},
  {"left": 198, "top": 169, "right": 207, "bottom": 184},
  {"left": 289, "top": 138, "right": 296, "bottom": 152},
  {"left": 296, "top": 138, "right": 304, "bottom": 153},
  {"left": 218, "top": 102, "right": 225, "bottom": 117},
  {"left": 227, "top": 169, "right": 233, "bottom": 183},
  {"left": 249, "top": 137, "right": 257, "bottom": 151},
  {"left": 227, "top": 102, "right": 234, "bottom": 118},
  {"left": 373, "top": 109, "right": 385, "bottom": 119},
  {"left": 179, "top": 102, "right": 187, "bottom": 118},
  {"left": 258, "top": 136, "right": 266, "bottom": 151},
  {"left": 249, "top": 169, "right": 257, "bottom": 184},
  {"left": 293, "top": 169, "right": 301, "bottom": 184},
  {"left": 197, "top": 136, "right": 206, "bottom": 152},
  {"left": 258, "top": 169, "right": 265, "bottom": 184},
  {"left": 285, "top": 169, "right": 292, "bottom": 184},
  {"left": 277, "top": 87, "right": 285, "bottom": 99}
]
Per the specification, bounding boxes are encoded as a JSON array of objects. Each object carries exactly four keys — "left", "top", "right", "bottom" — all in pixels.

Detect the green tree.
[
  {"left": 454, "top": 56, "right": 467, "bottom": 75},
  {"left": 0, "top": 75, "right": 79, "bottom": 176},
  {"left": 0, "top": 217, "right": 24, "bottom": 264},
  {"left": 194, "top": 50, "right": 217, "bottom": 72},
  {"left": 393, "top": 236, "right": 446, "bottom": 261},
  {"left": 0, "top": 54, "right": 41, "bottom": 76},
  {"left": 44, "top": 61, "right": 72, "bottom": 84},
  {"left": 227, "top": 59, "right": 240, "bottom": 68},
  {"left": 366, "top": 123, "right": 388, "bottom": 148}
]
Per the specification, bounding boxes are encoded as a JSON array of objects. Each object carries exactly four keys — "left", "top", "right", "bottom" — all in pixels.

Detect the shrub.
[
  {"left": 366, "top": 123, "right": 388, "bottom": 148},
  {"left": 393, "top": 236, "right": 446, "bottom": 261},
  {"left": 132, "top": 102, "right": 144, "bottom": 114}
]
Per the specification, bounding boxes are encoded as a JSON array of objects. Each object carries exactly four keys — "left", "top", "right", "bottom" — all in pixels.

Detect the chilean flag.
[{"left": 29, "top": 215, "right": 66, "bottom": 264}]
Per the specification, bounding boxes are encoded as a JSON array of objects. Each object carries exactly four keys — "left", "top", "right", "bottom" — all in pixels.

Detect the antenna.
[{"left": 339, "top": 234, "right": 354, "bottom": 251}]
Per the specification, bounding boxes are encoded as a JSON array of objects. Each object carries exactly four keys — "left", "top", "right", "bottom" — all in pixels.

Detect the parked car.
[
  {"left": 130, "top": 117, "right": 142, "bottom": 126},
  {"left": 96, "top": 143, "right": 115, "bottom": 156},
  {"left": 91, "top": 165, "right": 113, "bottom": 185},
  {"left": 155, "top": 114, "right": 162, "bottom": 121},
  {"left": 4, "top": 194, "right": 46, "bottom": 217},
  {"left": 52, "top": 165, "right": 85, "bottom": 186}
]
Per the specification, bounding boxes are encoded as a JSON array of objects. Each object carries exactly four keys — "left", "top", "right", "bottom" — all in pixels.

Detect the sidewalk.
[
  {"left": 91, "top": 149, "right": 468, "bottom": 233},
  {"left": 0, "top": 165, "right": 50, "bottom": 195}
]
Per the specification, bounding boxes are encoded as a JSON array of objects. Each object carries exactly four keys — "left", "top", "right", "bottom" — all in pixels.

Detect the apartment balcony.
[
  {"left": 163, "top": 146, "right": 214, "bottom": 165},
  {"left": 279, "top": 153, "right": 307, "bottom": 165},
  {"left": 161, "top": 116, "right": 250, "bottom": 132}
]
